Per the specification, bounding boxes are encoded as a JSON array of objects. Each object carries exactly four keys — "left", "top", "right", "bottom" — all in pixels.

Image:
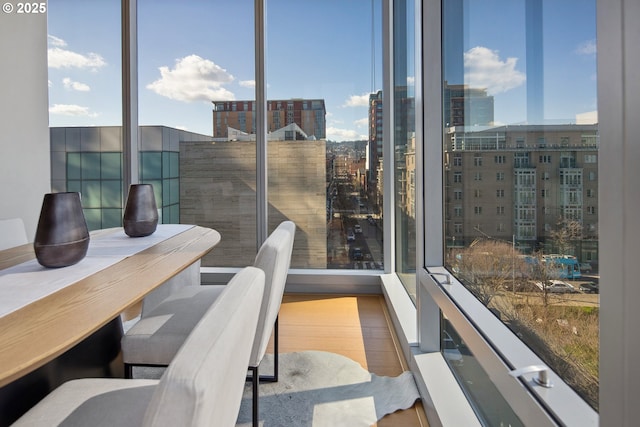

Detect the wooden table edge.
[{"left": 0, "top": 225, "right": 220, "bottom": 387}]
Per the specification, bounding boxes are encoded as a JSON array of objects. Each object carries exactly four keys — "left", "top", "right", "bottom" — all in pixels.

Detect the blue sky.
[{"left": 47, "top": 0, "right": 597, "bottom": 140}]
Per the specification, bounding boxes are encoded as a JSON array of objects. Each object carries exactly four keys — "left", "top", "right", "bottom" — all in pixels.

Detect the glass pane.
[
  {"left": 48, "top": 1, "right": 122, "bottom": 228},
  {"left": 138, "top": 1, "right": 256, "bottom": 267},
  {"left": 442, "top": 0, "right": 598, "bottom": 412},
  {"left": 442, "top": 320, "right": 523, "bottom": 426},
  {"left": 266, "top": 0, "right": 383, "bottom": 269},
  {"left": 394, "top": 0, "right": 416, "bottom": 296}
]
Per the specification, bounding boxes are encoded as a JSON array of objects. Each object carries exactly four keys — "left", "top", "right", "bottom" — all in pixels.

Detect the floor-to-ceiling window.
[
  {"left": 48, "top": 0, "right": 385, "bottom": 272},
  {"left": 48, "top": 1, "right": 123, "bottom": 231},
  {"left": 266, "top": 0, "right": 383, "bottom": 270},
  {"left": 425, "top": 0, "right": 599, "bottom": 423},
  {"left": 138, "top": 0, "right": 257, "bottom": 268}
]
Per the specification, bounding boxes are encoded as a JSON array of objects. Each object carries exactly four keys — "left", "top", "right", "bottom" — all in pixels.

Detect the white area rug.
[{"left": 235, "top": 351, "right": 420, "bottom": 427}]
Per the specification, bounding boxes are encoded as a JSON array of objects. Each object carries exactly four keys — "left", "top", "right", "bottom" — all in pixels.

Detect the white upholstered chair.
[
  {"left": 0, "top": 218, "right": 29, "bottom": 250},
  {"left": 121, "top": 220, "right": 296, "bottom": 426},
  {"left": 12, "top": 266, "right": 265, "bottom": 427}
]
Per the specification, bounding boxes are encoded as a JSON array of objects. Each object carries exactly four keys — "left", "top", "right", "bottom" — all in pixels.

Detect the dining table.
[{"left": 0, "top": 224, "right": 220, "bottom": 425}]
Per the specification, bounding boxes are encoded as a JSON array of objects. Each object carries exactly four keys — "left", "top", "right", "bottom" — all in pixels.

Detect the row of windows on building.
[
  {"left": 450, "top": 134, "right": 599, "bottom": 149},
  {"left": 452, "top": 153, "right": 597, "bottom": 167},
  {"left": 453, "top": 205, "right": 597, "bottom": 216},
  {"left": 451, "top": 189, "right": 597, "bottom": 199},
  {"left": 452, "top": 171, "right": 597, "bottom": 182}
]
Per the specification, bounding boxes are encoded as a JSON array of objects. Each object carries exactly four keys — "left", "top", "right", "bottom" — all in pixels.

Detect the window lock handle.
[
  {"left": 509, "top": 365, "right": 553, "bottom": 388},
  {"left": 430, "top": 272, "right": 451, "bottom": 285}
]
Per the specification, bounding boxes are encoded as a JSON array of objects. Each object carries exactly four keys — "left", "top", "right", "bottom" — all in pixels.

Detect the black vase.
[
  {"left": 34, "top": 192, "right": 90, "bottom": 268},
  {"left": 123, "top": 184, "right": 158, "bottom": 237}
]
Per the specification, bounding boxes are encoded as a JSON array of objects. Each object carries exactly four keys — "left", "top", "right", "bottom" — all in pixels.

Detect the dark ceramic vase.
[
  {"left": 34, "top": 192, "right": 90, "bottom": 268},
  {"left": 123, "top": 184, "right": 158, "bottom": 237}
]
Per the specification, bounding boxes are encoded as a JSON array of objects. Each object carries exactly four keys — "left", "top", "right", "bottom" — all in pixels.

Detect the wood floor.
[{"left": 274, "top": 294, "right": 428, "bottom": 426}]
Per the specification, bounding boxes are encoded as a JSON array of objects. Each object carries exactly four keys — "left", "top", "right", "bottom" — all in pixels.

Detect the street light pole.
[{"left": 512, "top": 234, "right": 516, "bottom": 293}]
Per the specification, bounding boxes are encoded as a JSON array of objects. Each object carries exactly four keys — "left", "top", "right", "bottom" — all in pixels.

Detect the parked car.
[
  {"left": 354, "top": 224, "right": 362, "bottom": 234},
  {"left": 535, "top": 279, "right": 577, "bottom": 293},
  {"left": 579, "top": 282, "right": 599, "bottom": 294},
  {"left": 346, "top": 229, "right": 356, "bottom": 242},
  {"left": 510, "top": 281, "right": 541, "bottom": 292},
  {"left": 443, "top": 331, "right": 463, "bottom": 366},
  {"left": 350, "top": 247, "right": 364, "bottom": 260}
]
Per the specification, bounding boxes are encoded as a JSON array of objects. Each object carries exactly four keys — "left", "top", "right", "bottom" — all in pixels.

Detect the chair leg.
[
  {"left": 273, "top": 316, "right": 280, "bottom": 382},
  {"left": 273, "top": 316, "right": 278, "bottom": 382},
  {"left": 250, "top": 366, "right": 259, "bottom": 427},
  {"left": 259, "top": 316, "right": 279, "bottom": 383},
  {"left": 124, "top": 363, "right": 133, "bottom": 379}
]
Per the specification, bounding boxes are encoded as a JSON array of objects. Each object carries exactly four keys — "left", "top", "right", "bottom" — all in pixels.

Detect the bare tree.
[
  {"left": 549, "top": 217, "right": 583, "bottom": 255},
  {"left": 454, "top": 239, "right": 527, "bottom": 306},
  {"left": 528, "top": 250, "right": 564, "bottom": 306}
]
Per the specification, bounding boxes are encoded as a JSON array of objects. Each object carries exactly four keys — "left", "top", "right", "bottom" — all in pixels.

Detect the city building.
[
  {"left": 180, "top": 138, "right": 327, "bottom": 268},
  {"left": 49, "top": 126, "right": 212, "bottom": 229},
  {"left": 444, "top": 124, "right": 599, "bottom": 263},
  {"left": 443, "top": 83, "right": 495, "bottom": 127},
  {"left": 368, "top": 90, "right": 383, "bottom": 197},
  {"left": 50, "top": 125, "right": 327, "bottom": 269},
  {"left": 212, "top": 99, "right": 326, "bottom": 140}
]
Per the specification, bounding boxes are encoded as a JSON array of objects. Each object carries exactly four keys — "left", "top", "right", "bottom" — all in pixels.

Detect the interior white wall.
[{"left": 0, "top": 11, "right": 51, "bottom": 240}]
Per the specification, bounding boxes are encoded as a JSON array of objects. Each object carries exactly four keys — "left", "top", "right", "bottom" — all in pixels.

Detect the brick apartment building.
[{"left": 444, "top": 124, "right": 599, "bottom": 264}]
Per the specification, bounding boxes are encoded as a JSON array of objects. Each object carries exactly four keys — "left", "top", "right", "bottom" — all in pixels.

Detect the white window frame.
[{"left": 417, "top": 0, "right": 599, "bottom": 425}]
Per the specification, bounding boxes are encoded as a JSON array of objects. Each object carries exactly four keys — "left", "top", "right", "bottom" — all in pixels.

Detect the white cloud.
[
  {"left": 48, "top": 47, "right": 107, "bottom": 70},
  {"left": 63, "top": 77, "right": 90, "bottom": 92},
  {"left": 47, "top": 35, "right": 67, "bottom": 48},
  {"left": 47, "top": 34, "right": 107, "bottom": 71},
  {"left": 239, "top": 80, "right": 255, "bottom": 88},
  {"left": 327, "top": 126, "right": 367, "bottom": 142},
  {"left": 354, "top": 117, "right": 369, "bottom": 127},
  {"left": 343, "top": 93, "right": 371, "bottom": 107},
  {"left": 146, "top": 55, "right": 236, "bottom": 102},
  {"left": 464, "top": 46, "right": 525, "bottom": 94},
  {"left": 576, "top": 39, "right": 597, "bottom": 56},
  {"left": 49, "top": 104, "right": 98, "bottom": 117},
  {"left": 576, "top": 110, "right": 597, "bottom": 124},
  {"left": 48, "top": 35, "right": 106, "bottom": 70}
]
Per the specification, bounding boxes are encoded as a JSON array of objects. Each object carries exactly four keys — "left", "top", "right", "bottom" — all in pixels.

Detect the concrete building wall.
[{"left": 180, "top": 140, "right": 327, "bottom": 268}]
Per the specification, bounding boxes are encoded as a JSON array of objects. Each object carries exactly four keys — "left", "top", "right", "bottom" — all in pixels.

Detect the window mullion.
[{"left": 255, "top": 0, "right": 268, "bottom": 246}]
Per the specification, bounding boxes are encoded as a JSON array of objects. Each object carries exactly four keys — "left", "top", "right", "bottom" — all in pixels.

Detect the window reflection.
[
  {"left": 394, "top": 0, "right": 417, "bottom": 297},
  {"left": 443, "top": 0, "right": 598, "bottom": 411}
]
